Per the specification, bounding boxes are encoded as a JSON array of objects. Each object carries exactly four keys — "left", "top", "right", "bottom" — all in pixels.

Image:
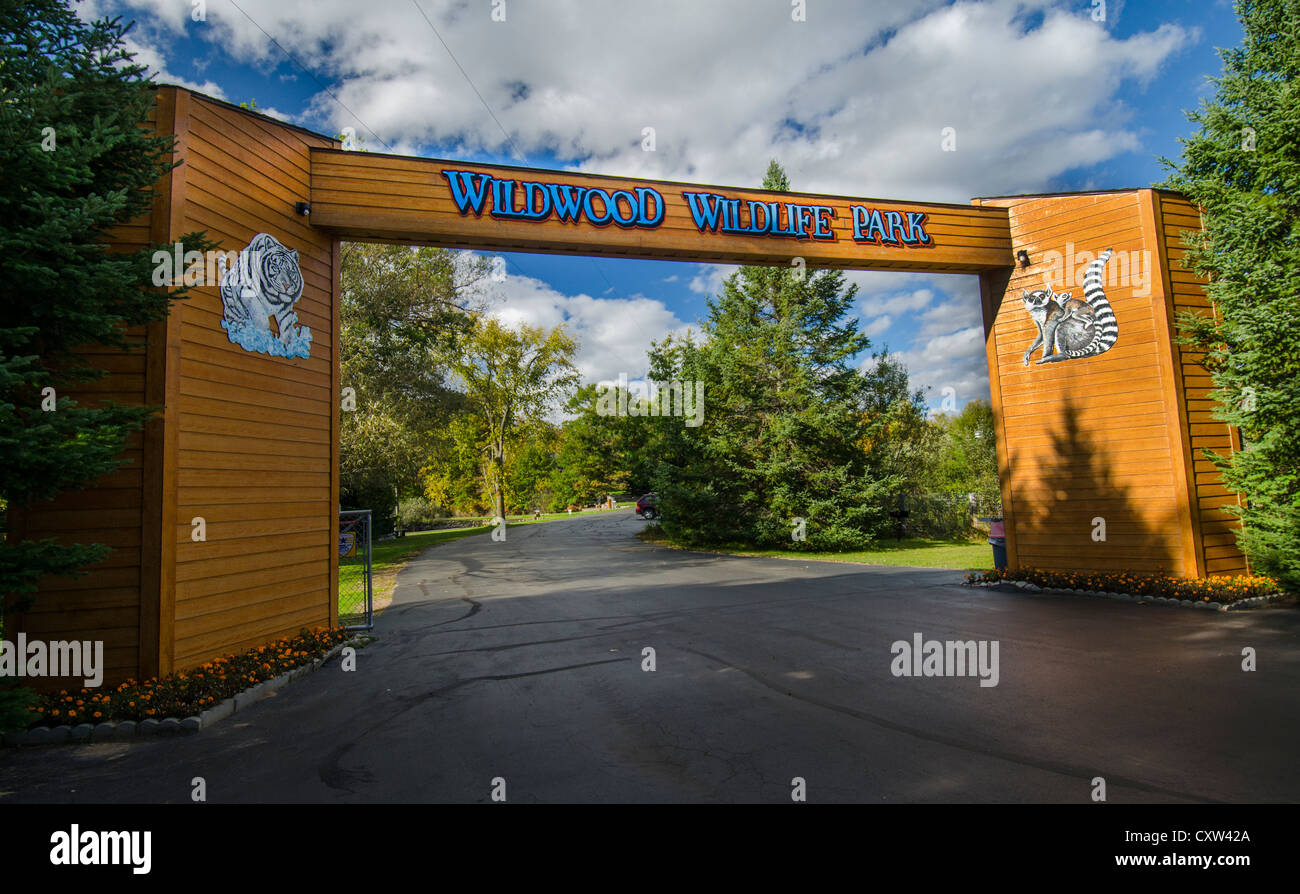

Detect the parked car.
[{"left": 636, "top": 493, "right": 659, "bottom": 520}]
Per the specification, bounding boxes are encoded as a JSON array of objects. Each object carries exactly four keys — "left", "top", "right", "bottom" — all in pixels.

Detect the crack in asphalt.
[
  {"left": 435, "top": 594, "right": 482, "bottom": 626},
  {"left": 676, "top": 646, "right": 1224, "bottom": 805},
  {"left": 317, "top": 657, "right": 628, "bottom": 792},
  {"left": 410, "top": 629, "right": 622, "bottom": 658}
]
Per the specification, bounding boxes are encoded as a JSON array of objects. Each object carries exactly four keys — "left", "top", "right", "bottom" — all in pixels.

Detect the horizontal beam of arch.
[{"left": 309, "top": 148, "right": 1012, "bottom": 273}]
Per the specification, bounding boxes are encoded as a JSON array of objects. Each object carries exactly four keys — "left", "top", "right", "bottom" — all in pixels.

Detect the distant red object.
[
  {"left": 988, "top": 520, "right": 1005, "bottom": 538},
  {"left": 636, "top": 493, "right": 659, "bottom": 519}
]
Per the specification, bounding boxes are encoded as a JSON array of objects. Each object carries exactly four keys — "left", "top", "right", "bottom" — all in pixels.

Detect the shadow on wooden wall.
[{"left": 1017, "top": 395, "right": 1179, "bottom": 575}]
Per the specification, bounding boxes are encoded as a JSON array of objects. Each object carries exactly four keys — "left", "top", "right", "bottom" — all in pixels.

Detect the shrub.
[
  {"left": 0, "top": 685, "right": 39, "bottom": 735},
  {"left": 396, "top": 495, "right": 442, "bottom": 530},
  {"left": 903, "top": 493, "right": 983, "bottom": 541}
]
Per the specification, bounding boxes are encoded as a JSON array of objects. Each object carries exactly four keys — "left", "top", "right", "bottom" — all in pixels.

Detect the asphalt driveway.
[{"left": 2, "top": 511, "right": 1298, "bottom": 803}]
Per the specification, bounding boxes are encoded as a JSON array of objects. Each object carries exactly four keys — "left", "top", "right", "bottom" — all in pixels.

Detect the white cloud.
[
  {"left": 83, "top": 0, "right": 1194, "bottom": 413},
  {"left": 477, "top": 267, "right": 689, "bottom": 385},
  {"left": 688, "top": 263, "right": 740, "bottom": 296},
  {"left": 862, "top": 315, "right": 894, "bottom": 338},
  {"left": 125, "top": 35, "right": 229, "bottom": 99},
  {"left": 88, "top": 0, "right": 1192, "bottom": 201},
  {"left": 74, "top": 1, "right": 229, "bottom": 98},
  {"left": 878, "top": 325, "right": 992, "bottom": 408},
  {"left": 859, "top": 288, "right": 935, "bottom": 318},
  {"left": 918, "top": 297, "right": 983, "bottom": 337}
]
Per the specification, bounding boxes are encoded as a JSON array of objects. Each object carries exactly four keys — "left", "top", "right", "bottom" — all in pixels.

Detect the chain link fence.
[{"left": 338, "top": 509, "right": 373, "bottom": 629}]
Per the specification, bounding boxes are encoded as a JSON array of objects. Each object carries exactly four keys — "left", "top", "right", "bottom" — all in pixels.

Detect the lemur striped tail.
[{"left": 1065, "top": 248, "right": 1118, "bottom": 358}]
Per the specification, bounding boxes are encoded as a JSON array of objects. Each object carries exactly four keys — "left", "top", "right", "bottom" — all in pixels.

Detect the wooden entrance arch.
[{"left": 7, "top": 87, "right": 1245, "bottom": 685}]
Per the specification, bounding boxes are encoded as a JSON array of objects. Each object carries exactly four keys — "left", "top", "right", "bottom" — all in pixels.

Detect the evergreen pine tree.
[
  {"left": 1, "top": 1, "right": 200, "bottom": 606},
  {"left": 1160, "top": 0, "right": 1300, "bottom": 587},
  {"left": 651, "top": 161, "right": 901, "bottom": 549}
]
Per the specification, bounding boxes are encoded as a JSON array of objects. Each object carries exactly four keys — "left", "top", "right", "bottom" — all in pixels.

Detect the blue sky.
[{"left": 86, "top": 0, "right": 1242, "bottom": 409}]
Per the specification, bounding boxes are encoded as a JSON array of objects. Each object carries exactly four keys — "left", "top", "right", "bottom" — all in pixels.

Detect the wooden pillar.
[
  {"left": 979, "top": 266, "right": 1018, "bottom": 570},
  {"left": 140, "top": 86, "right": 188, "bottom": 678}
]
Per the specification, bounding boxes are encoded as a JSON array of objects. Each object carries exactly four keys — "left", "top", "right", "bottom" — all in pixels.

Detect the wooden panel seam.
[{"left": 159, "top": 86, "right": 189, "bottom": 676}]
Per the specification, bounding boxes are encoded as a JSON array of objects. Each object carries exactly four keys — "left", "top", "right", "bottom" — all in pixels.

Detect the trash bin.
[{"left": 985, "top": 517, "right": 1006, "bottom": 569}]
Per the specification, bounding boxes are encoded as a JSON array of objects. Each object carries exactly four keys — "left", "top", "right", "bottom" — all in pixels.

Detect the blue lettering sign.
[
  {"left": 442, "top": 170, "right": 493, "bottom": 216},
  {"left": 584, "top": 188, "right": 615, "bottom": 226},
  {"left": 441, "top": 168, "right": 935, "bottom": 251},
  {"left": 442, "top": 168, "right": 665, "bottom": 231},
  {"left": 682, "top": 192, "right": 726, "bottom": 232},
  {"left": 635, "top": 187, "right": 664, "bottom": 227},
  {"left": 850, "top": 204, "right": 933, "bottom": 248},
  {"left": 904, "top": 211, "right": 933, "bottom": 245},
  {"left": 548, "top": 183, "right": 587, "bottom": 223}
]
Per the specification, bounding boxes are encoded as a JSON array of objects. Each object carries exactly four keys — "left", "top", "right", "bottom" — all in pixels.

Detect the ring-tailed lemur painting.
[
  {"left": 217, "top": 232, "right": 312, "bottom": 359},
  {"left": 1020, "top": 248, "right": 1118, "bottom": 366}
]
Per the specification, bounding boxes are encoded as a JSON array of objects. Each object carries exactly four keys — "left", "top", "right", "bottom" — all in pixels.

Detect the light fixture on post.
[
  {"left": 1016, "top": 249, "right": 1030, "bottom": 268},
  {"left": 296, "top": 201, "right": 311, "bottom": 217}
]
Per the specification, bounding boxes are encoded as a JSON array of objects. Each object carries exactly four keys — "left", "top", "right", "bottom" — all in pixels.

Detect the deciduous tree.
[{"left": 443, "top": 318, "right": 579, "bottom": 520}]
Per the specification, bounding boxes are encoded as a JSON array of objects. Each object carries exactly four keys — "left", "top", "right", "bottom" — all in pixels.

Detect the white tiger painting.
[{"left": 217, "top": 233, "right": 312, "bottom": 359}]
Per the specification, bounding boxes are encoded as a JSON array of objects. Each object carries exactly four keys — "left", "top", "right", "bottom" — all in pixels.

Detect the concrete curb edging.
[
  {"left": 971, "top": 579, "right": 1287, "bottom": 612},
  {"left": 2, "top": 638, "right": 362, "bottom": 748}
]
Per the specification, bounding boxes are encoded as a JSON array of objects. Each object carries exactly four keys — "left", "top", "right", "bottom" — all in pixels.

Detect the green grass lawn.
[{"left": 641, "top": 531, "right": 995, "bottom": 570}]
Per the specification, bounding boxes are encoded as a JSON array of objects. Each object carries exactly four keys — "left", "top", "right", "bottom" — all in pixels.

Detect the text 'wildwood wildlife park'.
[{"left": 440, "top": 169, "right": 935, "bottom": 247}]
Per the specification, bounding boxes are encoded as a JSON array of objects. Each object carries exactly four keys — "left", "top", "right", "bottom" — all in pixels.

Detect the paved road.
[{"left": 3, "top": 511, "right": 1298, "bottom": 803}]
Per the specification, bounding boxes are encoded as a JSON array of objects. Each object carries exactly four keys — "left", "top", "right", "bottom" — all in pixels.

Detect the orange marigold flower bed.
[
  {"left": 962, "top": 567, "right": 1283, "bottom": 604},
  {"left": 23, "top": 626, "right": 351, "bottom": 730}
]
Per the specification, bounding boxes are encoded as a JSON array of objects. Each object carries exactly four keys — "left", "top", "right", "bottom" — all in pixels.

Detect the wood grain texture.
[
  {"left": 973, "top": 189, "right": 1247, "bottom": 578},
  {"left": 14, "top": 89, "right": 343, "bottom": 687},
  {"left": 975, "top": 191, "right": 1193, "bottom": 575},
  {"left": 169, "top": 93, "right": 338, "bottom": 669},
  {"left": 1141, "top": 189, "right": 1203, "bottom": 576},
  {"left": 6, "top": 92, "right": 178, "bottom": 689},
  {"left": 311, "top": 148, "right": 1013, "bottom": 273},
  {"left": 1156, "top": 191, "right": 1248, "bottom": 575},
  {"left": 979, "top": 268, "right": 1018, "bottom": 570},
  {"left": 152, "top": 86, "right": 189, "bottom": 677}
]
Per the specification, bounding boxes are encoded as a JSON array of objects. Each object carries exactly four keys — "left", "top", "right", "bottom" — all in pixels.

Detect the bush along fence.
[
  {"left": 885, "top": 491, "right": 1003, "bottom": 542},
  {"left": 3, "top": 627, "right": 358, "bottom": 746},
  {"left": 964, "top": 567, "right": 1287, "bottom": 611}
]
